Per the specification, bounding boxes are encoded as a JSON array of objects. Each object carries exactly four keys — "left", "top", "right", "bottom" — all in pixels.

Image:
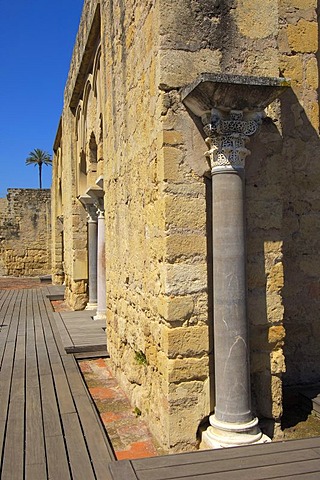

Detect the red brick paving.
[
  {"left": 116, "top": 441, "right": 160, "bottom": 460},
  {"left": 51, "top": 299, "right": 72, "bottom": 312},
  {"left": 79, "top": 358, "right": 165, "bottom": 460},
  {"left": 0, "top": 276, "right": 42, "bottom": 290}
]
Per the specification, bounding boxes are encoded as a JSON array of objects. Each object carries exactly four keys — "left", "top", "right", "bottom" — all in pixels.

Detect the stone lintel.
[
  {"left": 181, "top": 73, "right": 290, "bottom": 117},
  {"left": 86, "top": 185, "right": 104, "bottom": 199},
  {"left": 78, "top": 194, "right": 95, "bottom": 206},
  {"left": 95, "top": 175, "right": 104, "bottom": 189}
]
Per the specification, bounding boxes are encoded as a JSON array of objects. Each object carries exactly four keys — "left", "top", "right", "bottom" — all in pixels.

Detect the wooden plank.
[
  {"left": 52, "top": 312, "right": 74, "bottom": 351},
  {"left": 62, "top": 412, "right": 96, "bottom": 480},
  {"left": 66, "top": 344, "right": 108, "bottom": 354},
  {"left": 51, "top": 362, "right": 76, "bottom": 414},
  {"left": 62, "top": 355, "right": 90, "bottom": 398},
  {"left": 46, "top": 435, "right": 71, "bottom": 480},
  {"left": 132, "top": 437, "right": 320, "bottom": 471},
  {"left": 173, "top": 459, "right": 320, "bottom": 480},
  {"left": 0, "top": 340, "right": 16, "bottom": 452},
  {"left": 272, "top": 475, "right": 320, "bottom": 480},
  {"left": 25, "top": 463, "right": 47, "bottom": 480},
  {"left": 0, "top": 289, "right": 12, "bottom": 324},
  {"left": 45, "top": 285, "right": 65, "bottom": 298},
  {"left": 35, "top": 290, "right": 64, "bottom": 361},
  {"left": 50, "top": 298, "right": 115, "bottom": 478},
  {"left": 61, "top": 354, "right": 115, "bottom": 479},
  {"left": 109, "top": 460, "right": 138, "bottom": 480},
  {"left": 41, "top": 374, "right": 64, "bottom": 437},
  {"left": 71, "top": 392, "right": 115, "bottom": 480},
  {"left": 3, "top": 290, "right": 22, "bottom": 344},
  {"left": 74, "top": 350, "right": 109, "bottom": 359},
  {"left": 25, "top": 290, "right": 46, "bottom": 472},
  {"left": 1, "top": 331, "right": 26, "bottom": 479},
  {"left": 25, "top": 371, "right": 46, "bottom": 469},
  {"left": 53, "top": 309, "right": 107, "bottom": 354},
  {"left": 33, "top": 289, "right": 52, "bottom": 376},
  {"left": 135, "top": 448, "right": 320, "bottom": 480}
]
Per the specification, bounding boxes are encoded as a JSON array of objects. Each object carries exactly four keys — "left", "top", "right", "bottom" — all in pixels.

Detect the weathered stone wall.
[
  {"left": 0, "top": 189, "right": 51, "bottom": 276},
  {"left": 102, "top": 0, "right": 213, "bottom": 452},
  {"left": 277, "top": 0, "right": 320, "bottom": 388},
  {"left": 53, "top": 0, "right": 320, "bottom": 452}
]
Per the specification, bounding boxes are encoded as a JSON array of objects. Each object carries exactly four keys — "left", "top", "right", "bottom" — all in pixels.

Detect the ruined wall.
[
  {"left": 0, "top": 189, "right": 51, "bottom": 276},
  {"left": 53, "top": 0, "right": 320, "bottom": 452}
]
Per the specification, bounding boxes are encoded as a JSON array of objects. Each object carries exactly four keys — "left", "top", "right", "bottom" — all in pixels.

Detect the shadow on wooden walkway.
[{"left": 0, "top": 287, "right": 115, "bottom": 480}]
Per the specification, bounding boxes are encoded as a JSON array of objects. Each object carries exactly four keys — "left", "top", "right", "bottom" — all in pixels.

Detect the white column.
[
  {"left": 94, "top": 207, "right": 106, "bottom": 320},
  {"left": 85, "top": 205, "right": 98, "bottom": 309}
]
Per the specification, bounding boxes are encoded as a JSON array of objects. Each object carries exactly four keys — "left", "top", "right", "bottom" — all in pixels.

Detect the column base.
[
  {"left": 85, "top": 302, "right": 98, "bottom": 311},
  {"left": 93, "top": 311, "right": 106, "bottom": 321},
  {"left": 201, "top": 415, "right": 271, "bottom": 449}
]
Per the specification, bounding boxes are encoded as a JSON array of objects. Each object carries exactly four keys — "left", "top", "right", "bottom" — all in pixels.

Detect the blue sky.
[{"left": 0, "top": 1, "right": 84, "bottom": 197}]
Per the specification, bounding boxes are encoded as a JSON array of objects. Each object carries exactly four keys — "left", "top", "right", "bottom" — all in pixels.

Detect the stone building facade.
[
  {"left": 0, "top": 189, "right": 51, "bottom": 276},
  {"left": 51, "top": 0, "right": 320, "bottom": 452}
]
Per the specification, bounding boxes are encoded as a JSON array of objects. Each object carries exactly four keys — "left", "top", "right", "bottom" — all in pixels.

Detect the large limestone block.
[
  {"left": 165, "top": 235, "right": 206, "bottom": 262},
  {"left": 268, "top": 325, "right": 286, "bottom": 345},
  {"left": 165, "top": 196, "right": 206, "bottom": 232},
  {"left": 161, "top": 325, "right": 209, "bottom": 358},
  {"left": 157, "top": 352, "right": 208, "bottom": 383},
  {"left": 235, "top": 0, "right": 278, "bottom": 39},
  {"left": 159, "top": 49, "right": 221, "bottom": 89},
  {"left": 167, "top": 380, "right": 210, "bottom": 450},
  {"left": 157, "top": 295, "right": 194, "bottom": 322},
  {"left": 266, "top": 294, "right": 285, "bottom": 323},
  {"left": 157, "top": 146, "right": 183, "bottom": 182},
  {"left": 286, "top": 19, "right": 318, "bottom": 53},
  {"left": 279, "top": 55, "right": 304, "bottom": 88},
  {"left": 267, "top": 262, "right": 284, "bottom": 294},
  {"left": 280, "top": 0, "right": 317, "bottom": 12},
  {"left": 270, "top": 349, "right": 286, "bottom": 374},
  {"left": 163, "top": 263, "right": 207, "bottom": 295}
]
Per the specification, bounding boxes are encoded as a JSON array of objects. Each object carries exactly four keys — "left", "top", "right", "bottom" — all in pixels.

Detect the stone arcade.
[{"left": 51, "top": 0, "right": 320, "bottom": 453}]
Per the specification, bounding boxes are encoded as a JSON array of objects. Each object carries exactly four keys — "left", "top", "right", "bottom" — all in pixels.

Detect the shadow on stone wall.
[
  {"left": 204, "top": 176, "right": 215, "bottom": 413},
  {"left": 246, "top": 85, "right": 320, "bottom": 430},
  {"left": 281, "top": 89, "right": 320, "bottom": 390},
  {"left": 246, "top": 112, "right": 284, "bottom": 429}
]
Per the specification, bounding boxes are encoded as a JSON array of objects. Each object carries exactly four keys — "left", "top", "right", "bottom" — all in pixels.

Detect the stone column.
[
  {"left": 201, "top": 108, "right": 268, "bottom": 447},
  {"left": 181, "top": 73, "right": 289, "bottom": 448},
  {"left": 78, "top": 194, "right": 98, "bottom": 311},
  {"left": 86, "top": 205, "right": 98, "bottom": 309},
  {"left": 94, "top": 207, "right": 106, "bottom": 320}
]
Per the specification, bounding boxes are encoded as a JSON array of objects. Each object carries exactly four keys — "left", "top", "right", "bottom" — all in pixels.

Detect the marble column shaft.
[
  {"left": 212, "top": 169, "right": 251, "bottom": 424},
  {"left": 87, "top": 208, "right": 98, "bottom": 307},
  {"left": 94, "top": 208, "right": 106, "bottom": 320}
]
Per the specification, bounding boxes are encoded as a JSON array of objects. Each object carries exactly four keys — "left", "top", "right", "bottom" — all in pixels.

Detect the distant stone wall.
[{"left": 0, "top": 189, "right": 51, "bottom": 276}]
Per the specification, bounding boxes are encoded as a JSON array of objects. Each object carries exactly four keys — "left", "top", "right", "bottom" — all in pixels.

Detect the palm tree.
[{"left": 25, "top": 148, "right": 52, "bottom": 189}]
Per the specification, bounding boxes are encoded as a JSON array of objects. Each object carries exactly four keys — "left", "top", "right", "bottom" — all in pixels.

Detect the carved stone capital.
[
  {"left": 86, "top": 204, "right": 98, "bottom": 223},
  {"left": 202, "top": 109, "right": 264, "bottom": 173},
  {"left": 97, "top": 207, "right": 105, "bottom": 219}
]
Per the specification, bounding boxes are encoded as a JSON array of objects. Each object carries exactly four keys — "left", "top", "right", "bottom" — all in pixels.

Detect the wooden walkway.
[
  {"left": 0, "top": 287, "right": 115, "bottom": 479},
  {"left": 109, "top": 436, "right": 320, "bottom": 479},
  {"left": 52, "top": 310, "right": 108, "bottom": 356},
  {"left": 1, "top": 284, "right": 320, "bottom": 480}
]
